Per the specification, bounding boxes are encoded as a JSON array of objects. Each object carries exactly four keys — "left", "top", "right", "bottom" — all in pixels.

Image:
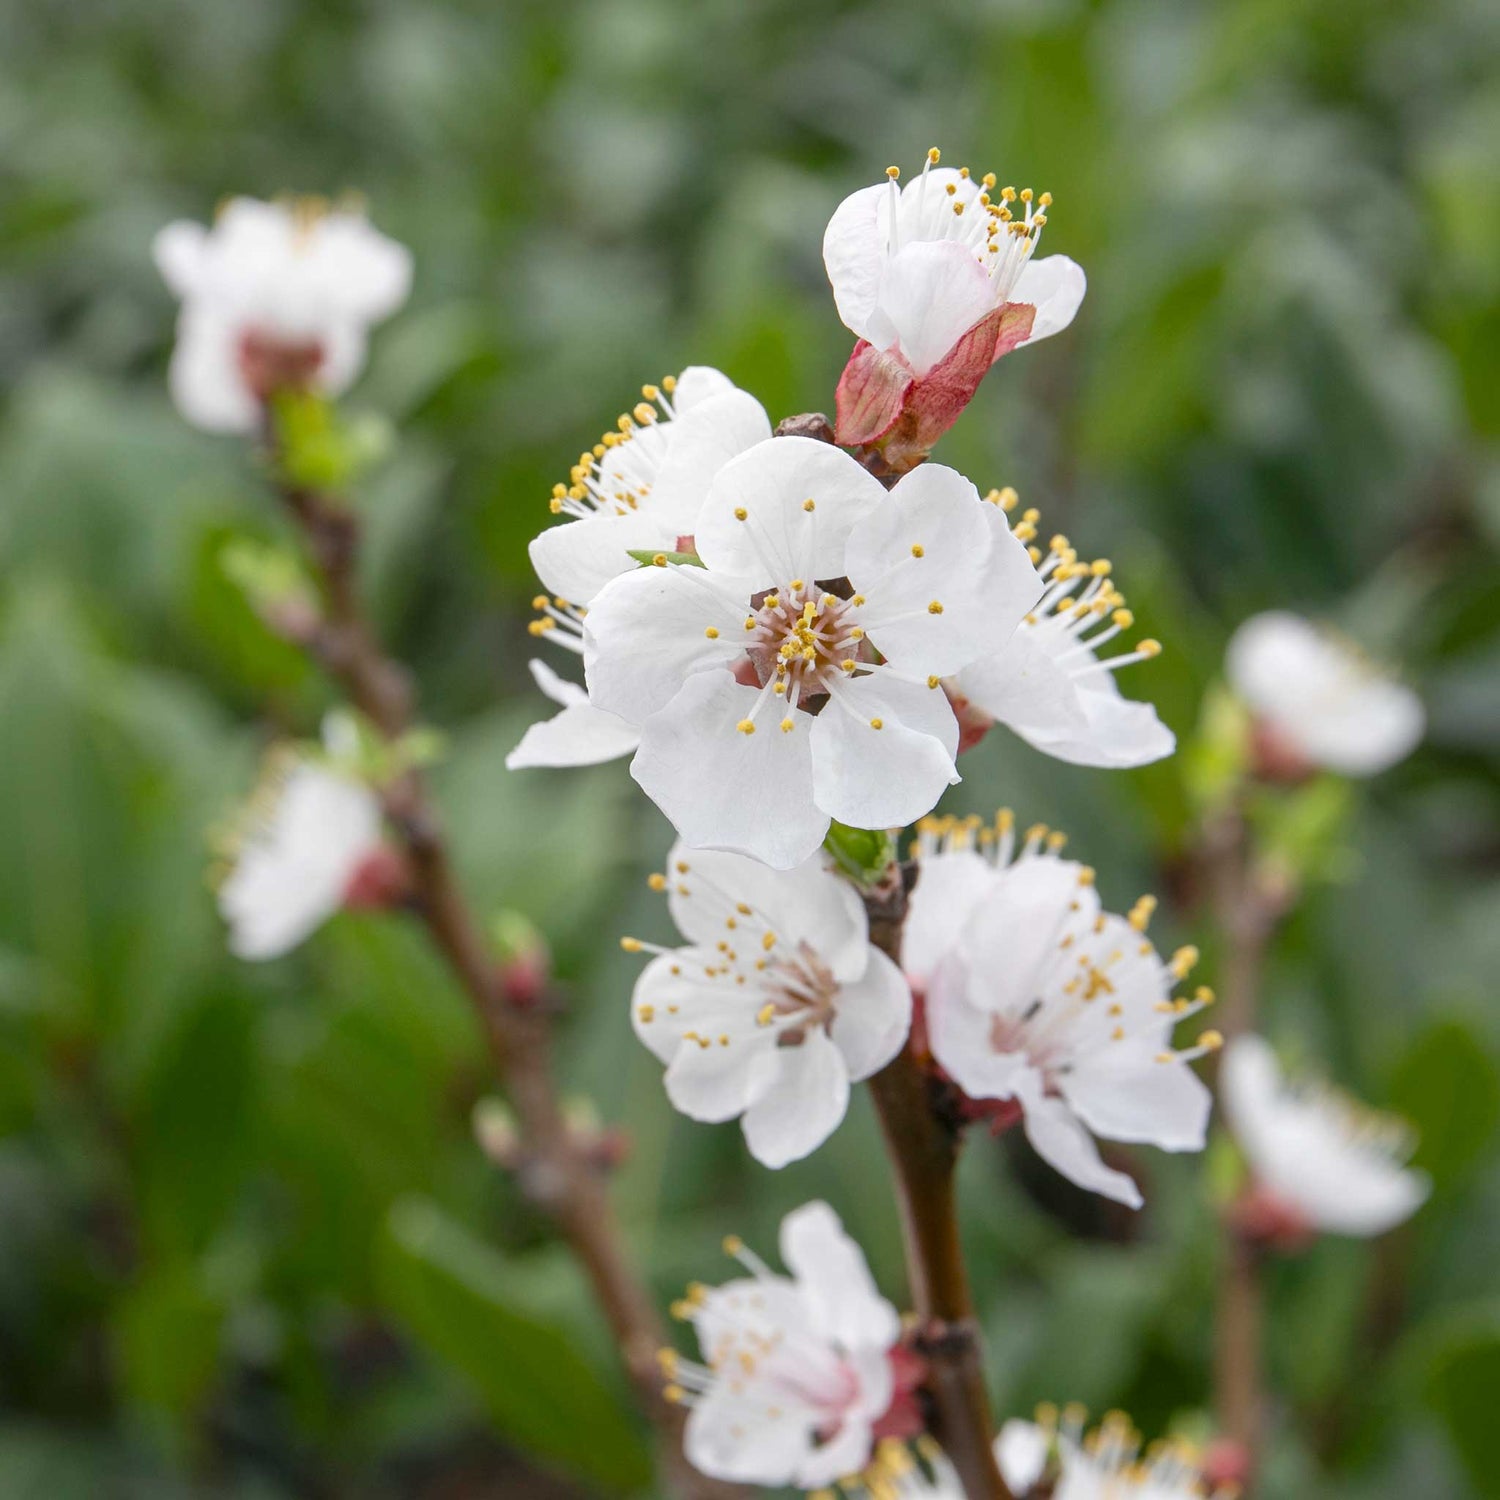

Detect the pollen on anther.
[
  {"left": 620, "top": 937, "right": 643, "bottom": 953},
  {"left": 780, "top": 717, "right": 795, "bottom": 733},
  {"left": 927, "top": 675, "right": 940, "bottom": 688},
  {"left": 870, "top": 717, "right": 884, "bottom": 730},
  {"left": 911, "top": 544, "right": 925, "bottom": 558},
  {"left": 802, "top": 498, "right": 816, "bottom": 512},
  {"left": 736, "top": 719, "right": 756, "bottom": 735},
  {"left": 928, "top": 600, "right": 944, "bottom": 614},
  {"left": 648, "top": 873, "right": 667, "bottom": 892},
  {"left": 734, "top": 507, "right": 748, "bottom": 521}
]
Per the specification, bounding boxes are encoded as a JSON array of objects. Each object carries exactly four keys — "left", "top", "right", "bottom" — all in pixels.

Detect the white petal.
[
  {"left": 780, "top": 1200, "right": 901, "bottom": 1350},
  {"left": 902, "top": 850, "right": 996, "bottom": 991},
  {"left": 1014, "top": 1072, "right": 1144, "bottom": 1208},
  {"left": 504, "top": 695, "right": 639, "bottom": 769},
  {"left": 925, "top": 974, "right": 1031, "bottom": 1101},
  {"left": 996, "top": 1420, "right": 1050, "bottom": 1495},
  {"left": 870, "top": 239, "right": 994, "bottom": 377},
  {"left": 630, "top": 670, "right": 828, "bottom": 870},
  {"left": 167, "top": 309, "right": 258, "bottom": 433},
  {"left": 670, "top": 364, "right": 736, "bottom": 412},
  {"left": 796, "top": 1404, "right": 880, "bottom": 1490},
  {"left": 1293, "top": 678, "right": 1424, "bottom": 776},
  {"left": 694, "top": 437, "right": 887, "bottom": 583},
  {"left": 310, "top": 212, "right": 413, "bottom": 322},
  {"left": 528, "top": 509, "right": 678, "bottom": 606},
  {"left": 648, "top": 388, "right": 773, "bottom": 532},
  {"left": 957, "top": 856, "right": 1099, "bottom": 1018},
  {"left": 153, "top": 220, "right": 207, "bottom": 298},
  {"left": 847, "top": 464, "right": 1017, "bottom": 675},
  {"left": 666, "top": 1036, "right": 780, "bottom": 1125},
  {"left": 954, "top": 632, "right": 1090, "bottom": 739},
  {"left": 317, "top": 319, "right": 370, "bottom": 397},
  {"left": 810, "top": 676, "right": 959, "bottom": 831},
  {"left": 583, "top": 565, "right": 745, "bottom": 723},
  {"left": 741, "top": 1030, "right": 851, "bottom": 1168},
  {"left": 1011, "top": 678, "right": 1176, "bottom": 769},
  {"left": 1009, "top": 255, "right": 1086, "bottom": 343},
  {"left": 1061, "top": 1048, "right": 1212, "bottom": 1153},
  {"left": 685, "top": 1382, "right": 817, "bottom": 1485},
  {"left": 828, "top": 947, "right": 912, "bottom": 1081},
  {"left": 822, "top": 182, "right": 888, "bottom": 343},
  {"left": 664, "top": 841, "right": 868, "bottom": 978}
]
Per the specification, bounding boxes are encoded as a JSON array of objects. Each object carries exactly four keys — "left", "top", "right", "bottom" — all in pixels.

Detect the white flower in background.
[
  {"left": 1225, "top": 610, "right": 1424, "bottom": 777},
  {"left": 947, "top": 492, "right": 1175, "bottom": 768},
  {"left": 584, "top": 436, "right": 1042, "bottom": 868},
  {"left": 626, "top": 841, "right": 910, "bottom": 1167},
  {"left": 903, "top": 814, "right": 1216, "bottom": 1209},
  {"left": 154, "top": 196, "right": 412, "bottom": 433},
  {"left": 217, "top": 717, "right": 387, "bottom": 960},
  {"left": 529, "top": 367, "right": 772, "bottom": 607},
  {"left": 663, "top": 1202, "right": 904, "bottom": 1488},
  {"left": 1221, "top": 1034, "right": 1429, "bottom": 1238},
  {"left": 823, "top": 149, "right": 1086, "bottom": 461}
]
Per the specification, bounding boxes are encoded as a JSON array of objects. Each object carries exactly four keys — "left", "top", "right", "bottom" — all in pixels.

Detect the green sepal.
[
  {"left": 624, "top": 547, "right": 706, "bottom": 568},
  {"left": 823, "top": 819, "right": 898, "bottom": 889}
]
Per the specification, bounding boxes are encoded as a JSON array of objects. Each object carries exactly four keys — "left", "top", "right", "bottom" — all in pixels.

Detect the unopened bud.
[
  {"left": 492, "top": 909, "right": 550, "bottom": 1007},
  {"left": 473, "top": 1097, "right": 521, "bottom": 1168}
]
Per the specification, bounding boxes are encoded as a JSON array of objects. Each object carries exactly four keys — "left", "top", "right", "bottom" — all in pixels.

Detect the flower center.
[
  {"left": 738, "top": 580, "right": 866, "bottom": 729},
  {"left": 758, "top": 942, "right": 841, "bottom": 1048},
  {"left": 550, "top": 376, "right": 680, "bottom": 519}
]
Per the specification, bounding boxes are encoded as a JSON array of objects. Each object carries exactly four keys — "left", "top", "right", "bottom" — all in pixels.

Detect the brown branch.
[
  {"left": 863, "top": 863, "right": 1012, "bottom": 1500},
  {"left": 277, "top": 480, "right": 743, "bottom": 1500}
]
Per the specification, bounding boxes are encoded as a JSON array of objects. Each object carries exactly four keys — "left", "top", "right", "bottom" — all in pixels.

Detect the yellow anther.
[
  {"left": 1047, "top": 830, "right": 1068, "bottom": 851},
  {"left": 1039, "top": 191, "right": 1053, "bottom": 207},
  {"left": 911, "top": 543, "right": 925, "bottom": 558},
  {"left": 927, "top": 147, "right": 941, "bottom": 164},
  {"left": 638, "top": 1005, "right": 655, "bottom": 1023},
  {"left": 928, "top": 600, "right": 944, "bottom": 614},
  {"left": 651, "top": 552, "right": 667, "bottom": 567},
  {"left": 757, "top": 1003, "right": 776, "bottom": 1026},
  {"left": 648, "top": 873, "right": 667, "bottom": 892},
  {"left": 1078, "top": 866, "right": 1096, "bottom": 886},
  {"left": 886, "top": 165, "right": 900, "bottom": 179},
  {"left": 1091, "top": 558, "right": 1113, "bottom": 577},
  {"left": 927, "top": 675, "right": 940, "bottom": 689},
  {"left": 790, "top": 578, "right": 804, "bottom": 590},
  {"left": 722, "top": 1234, "right": 743, "bottom": 1255},
  {"left": 802, "top": 498, "right": 816, "bottom": 512},
  {"left": 780, "top": 717, "right": 795, "bottom": 733},
  {"left": 870, "top": 717, "right": 884, "bottom": 730},
  {"left": 736, "top": 719, "right": 756, "bottom": 735},
  {"left": 840, "top": 659, "right": 857, "bottom": 673},
  {"left": 1112, "top": 608, "right": 1135, "bottom": 629},
  {"left": 663, "top": 1383, "right": 686, "bottom": 1403},
  {"left": 1138, "top": 638, "right": 1162, "bottom": 657},
  {"left": 620, "top": 937, "right": 643, "bottom": 953},
  {"left": 661, "top": 374, "right": 677, "bottom": 393},
  {"left": 703, "top": 626, "right": 720, "bottom": 641},
  {"left": 633, "top": 402, "right": 655, "bottom": 424},
  {"left": 743, "top": 617, "right": 756, "bottom": 631},
  {"left": 1200, "top": 1029, "right": 1224, "bottom": 1050},
  {"left": 734, "top": 507, "right": 748, "bottom": 521},
  {"left": 1171, "top": 944, "right": 1200, "bottom": 978},
  {"left": 641, "top": 384, "right": 660, "bottom": 401}
]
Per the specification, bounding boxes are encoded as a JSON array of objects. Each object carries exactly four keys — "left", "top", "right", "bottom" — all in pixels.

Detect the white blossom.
[
  {"left": 154, "top": 196, "right": 411, "bottom": 432},
  {"left": 583, "top": 436, "right": 1042, "bottom": 868},
  {"left": 947, "top": 494, "right": 1174, "bottom": 768},
  {"left": 529, "top": 367, "right": 771, "bottom": 607},
  {"left": 903, "top": 814, "right": 1216, "bottom": 1209},
  {"left": 505, "top": 657, "right": 639, "bottom": 770},
  {"left": 218, "top": 719, "right": 385, "bottom": 960},
  {"left": 665, "top": 1202, "right": 903, "bottom": 1488},
  {"left": 627, "top": 841, "right": 910, "bottom": 1168},
  {"left": 1221, "top": 1034, "right": 1429, "bottom": 1238},
  {"left": 1226, "top": 611, "right": 1423, "bottom": 777},
  {"left": 823, "top": 150, "right": 1085, "bottom": 382}
]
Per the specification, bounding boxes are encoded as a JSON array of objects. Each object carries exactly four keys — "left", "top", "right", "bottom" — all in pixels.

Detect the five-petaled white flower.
[
  {"left": 154, "top": 196, "right": 412, "bottom": 433},
  {"left": 663, "top": 1201, "right": 904, "bottom": 1488},
  {"left": 218, "top": 718, "right": 387, "bottom": 960},
  {"left": 823, "top": 149, "right": 1086, "bottom": 463},
  {"left": 529, "top": 367, "right": 771, "bottom": 608},
  {"left": 583, "top": 435, "right": 1042, "bottom": 868},
  {"left": 946, "top": 492, "right": 1174, "bottom": 768},
  {"left": 1226, "top": 611, "right": 1424, "bottom": 778},
  {"left": 626, "top": 841, "right": 910, "bottom": 1168},
  {"left": 903, "top": 813, "right": 1216, "bottom": 1208},
  {"left": 1221, "top": 1033, "right": 1429, "bottom": 1239}
]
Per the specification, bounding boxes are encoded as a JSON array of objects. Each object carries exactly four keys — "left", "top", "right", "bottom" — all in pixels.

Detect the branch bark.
[
  {"left": 277, "top": 481, "right": 743, "bottom": 1500},
  {"left": 862, "top": 863, "right": 1012, "bottom": 1500}
]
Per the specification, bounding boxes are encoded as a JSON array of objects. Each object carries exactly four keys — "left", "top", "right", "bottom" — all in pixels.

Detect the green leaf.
[
  {"left": 823, "top": 819, "right": 897, "bottom": 888},
  {"left": 376, "top": 1197, "right": 651, "bottom": 1492},
  {"left": 1427, "top": 1328, "right": 1500, "bottom": 1492},
  {"left": 1389, "top": 1018, "right": 1500, "bottom": 1187},
  {"left": 113, "top": 1264, "right": 225, "bottom": 1438}
]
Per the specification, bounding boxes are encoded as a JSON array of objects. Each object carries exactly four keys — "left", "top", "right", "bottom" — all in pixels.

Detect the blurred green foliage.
[{"left": 0, "top": 0, "right": 1496, "bottom": 1495}]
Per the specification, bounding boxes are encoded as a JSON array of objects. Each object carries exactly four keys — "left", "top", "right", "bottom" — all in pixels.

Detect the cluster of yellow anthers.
[
  {"left": 526, "top": 593, "right": 586, "bottom": 644},
  {"left": 206, "top": 745, "right": 302, "bottom": 888},
  {"left": 548, "top": 375, "right": 680, "bottom": 519},
  {"left": 887, "top": 147, "right": 1053, "bottom": 249},
  {"left": 1069, "top": 1406, "right": 1240, "bottom": 1499},
  {"left": 983, "top": 485, "right": 1164, "bottom": 669}
]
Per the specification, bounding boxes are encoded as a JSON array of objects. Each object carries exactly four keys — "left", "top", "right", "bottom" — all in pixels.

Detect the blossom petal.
[
  {"left": 671, "top": 364, "right": 736, "bottom": 412},
  {"left": 955, "top": 631, "right": 1091, "bottom": 738},
  {"left": 779, "top": 1201, "right": 901, "bottom": 1351},
  {"left": 1012, "top": 679, "right": 1176, "bottom": 769},
  {"left": 695, "top": 437, "right": 887, "bottom": 583},
  {"left": 1061, "top": 1047, "right": 1212, "bottom": 1152},
  {"left": 529, "top": 509, "right": 677, "bottom": 606},
  {"left": 664, "top": 1024, "right": 779, "bottom": 1124},
  {"left": 1014, "top": 1072, "right": 1144, "bottom": 1208},
  {"left": 741, "top": 1030, "right": 851, "bottom": 1168},
  {"left": 686, "top": 1382, "right": 817, "bottom": 1485},
  {"left": 810, "top": 676, "right": 959, "bottom": 832},
  {"left": 648, "top": 388, "right": 773, "bottom": 532},
  {"left": 822, "top": 182, "right": 888, "bottom": 343},
  {"left": 870, "top": 240, "right": 994, "bottom": 377},
  {"left": 997, "top": 1420, "right": 1050, "bottom": 1495},
  {"left": 1009, "top": 254, "right": 1086, "bottom": 343},
  {"left": 583, "top": 565, "right": 745, "bottom": 723},
  {"left": 631, "top": 671, "right": 828, "bottom": 869},
  {"left": 505, "top": 660, "right": 639, "bottom": 769},
  {"left": 847, "top": 464, "right": 1016, "bottom": 674},
  {"left": 925, "top": 975, "right": 1031, "bottom": 1101},
  {"left": 664, "top": 841, "right": 869, "bottom": 979},
  {"left": 153, "top": 221, "right": 207, "bottom": 298},
  {"left": 902, "top": 850, "right": 996, "bottom": 991},
  {"left": 168, "top": 309, "right": 259, "bottom": 433},
  {"left": 828, "top": 947, "right": 912, "bottom": 1081}
]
